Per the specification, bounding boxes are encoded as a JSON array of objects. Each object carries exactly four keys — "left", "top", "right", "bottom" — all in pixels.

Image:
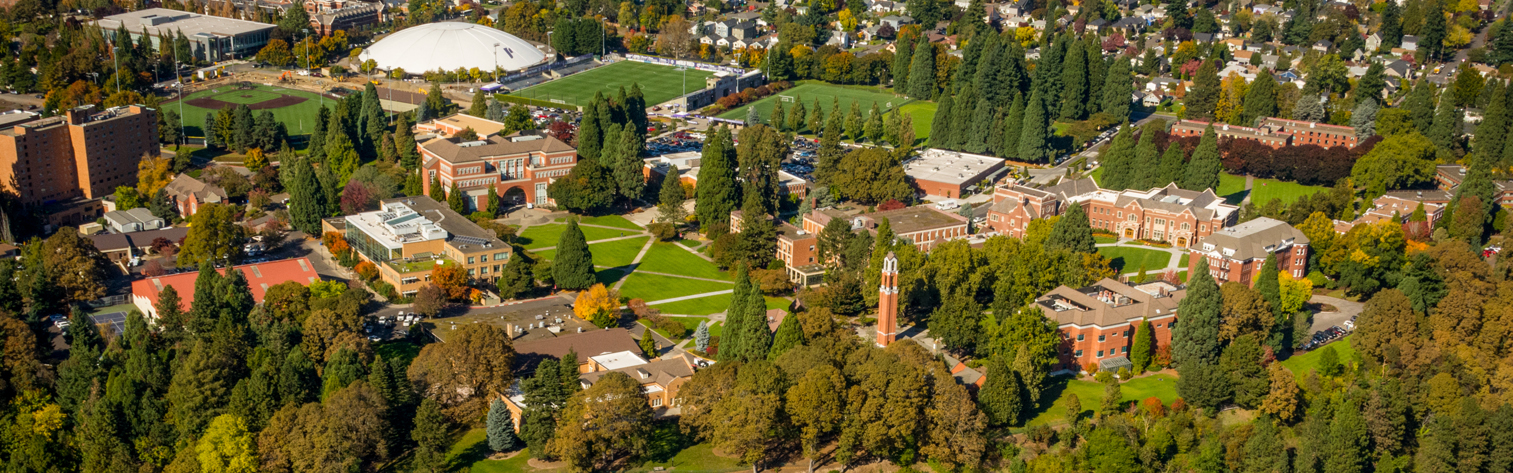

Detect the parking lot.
[{"left": 646, "top": 132, "right": 702, "bottom": 156}]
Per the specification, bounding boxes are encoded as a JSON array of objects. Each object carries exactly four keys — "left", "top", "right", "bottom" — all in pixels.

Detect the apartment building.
[
  {"left": 989, "top": 178, "right": 1239, "bottom": 247},
  {"left": 1036, "top": 279, "right": 1183, "bottom": 372},
  {"left": 1188, "top": 217, "right": 1310, "bottom": 285},
  {"left": 417, "top": 122, "right": 578, "bottom": 208},
  {"left": 342, "top": 197, "right": 510, "bottom": 297},
  {"left": 1169, "top": 117, "right": 1359, "bottom": 149},
  {"left": 0, "top": 105, "right": 158, "bottom": 226}
]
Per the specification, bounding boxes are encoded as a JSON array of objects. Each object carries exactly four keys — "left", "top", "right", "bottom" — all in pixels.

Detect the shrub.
[
  {"left": 1117, "top": 367, "right": 1131, "bottom": 379},
  {"left": 658, "top": 320, "right": 687, "bottom": 339},
  {"left": 1153, "top": 344, "right": 1172, "bottom": 368},
  {"left": 1084, "top": 362, "right": 1099, "bottom": 375},
  {"left": 369, "top": 280, "right": 398, "bottom": 300},
  {"left": 628, "top": 298, "right": 653, "bottom": 317},
  {"left": 354, "top": 261, "right": 378, "bottom": 281},
  {"left": 1171, "top": 398, "right": 1187, "bottom": 412},
  {"left": 648, "top": 222, "right": 678, "bottom": 241}
]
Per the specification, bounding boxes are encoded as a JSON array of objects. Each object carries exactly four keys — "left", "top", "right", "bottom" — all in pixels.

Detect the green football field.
[
  {"left": 717, "top": 82, "right": 911, "bottom": 123},
  {"left": 510, "top": 61, "right": 715, "bottom": 108},
  {"left": 163, "top": 84, "right": 331, "bottom": 138}
]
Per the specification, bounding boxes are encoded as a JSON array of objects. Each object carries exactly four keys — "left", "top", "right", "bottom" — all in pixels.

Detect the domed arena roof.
[{"left": 360, "top": 22, "right": 547, "bottom": 74}]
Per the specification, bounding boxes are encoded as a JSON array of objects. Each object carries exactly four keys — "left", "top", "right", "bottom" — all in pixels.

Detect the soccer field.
[
  {"left": 511, "top": 61, "right": 715, "bottom": 108},
  {"left": 717, "top": 82, "right": 911, "bottom": 123},
  {"left": 163, "top": 84, "right": 332, "bottom": 138}
]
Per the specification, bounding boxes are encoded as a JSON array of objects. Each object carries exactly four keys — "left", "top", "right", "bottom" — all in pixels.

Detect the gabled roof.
[
  {"left": 420, "top": 132, "right": 575, "bottom": 163},
  {"left": 513, "top": 328, "right": 642, "bottom": 372},
  {"left": 163, "top": 174, "right": 228, "bottom": 202},
  {"left": 131, "top": 257, "right": 321, "bottom": 314},
  {"left": 579, "top": 356, "right": 696, "bottom": 388},
  {"left": 1191, "top": 217, "right": 1308, "bottom": 261}
]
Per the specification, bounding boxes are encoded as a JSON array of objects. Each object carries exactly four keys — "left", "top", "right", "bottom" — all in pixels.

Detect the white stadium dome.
[{"left": 360, "top": 22, "right": 547, "bottom": 74}]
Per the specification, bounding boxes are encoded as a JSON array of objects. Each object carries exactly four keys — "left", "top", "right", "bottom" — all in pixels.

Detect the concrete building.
[
  {"left": 132, "top": 257, "right": 320, "bottom": 319},
  {"left": 417, "top": 128, "right": 578, "bottom": 208},
  {"left": 904, "top": 149, "right": 1006, "bottom": 199},
  {"left": 103, "top": 208, "right": 165, "bottom": 233},
  {"left": 1169, "top": 118, "right": 1359, "bottom": 149},
  {"left": 342, "top": 197, "right": 510, "bottom": 297},
  {"left": 0, "top": 105, "right": 158, "bottom": 227},
  {"left": 1188, "top": 217, "right": 1310, "bottom": 285},
  {"left": 988, "top": 178, "right": 1239, "bottom": 246},
  {"left": 94, "top": 9, "right": 276, "bottom": 61},
  {"left": 1035, "top": 279, "right": 1184, "bottom": 372}
]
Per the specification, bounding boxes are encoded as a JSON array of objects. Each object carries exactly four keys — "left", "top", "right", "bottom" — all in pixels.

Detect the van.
[{"left": 934, "top": 201, "right": 961, "bottom": 211}]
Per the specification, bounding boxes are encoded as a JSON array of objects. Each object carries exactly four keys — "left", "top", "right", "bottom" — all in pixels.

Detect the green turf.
[
  {"left": 652, "top": 294, "right": 787, "bottom": 316},
  {"left": 512, "top": 61, "right": 715, "bottom": 108},
  {"left": 636, "top": 243, "right": 730, "bottom": 281},
  {"left": 717, "top": 82, "right": 912, "bottom": 123},
  {"left": 589, "top": 236, "right": 650, "bottom": 268},
  {"left": 1178, "top": 253, "right": 1190, "bottom": 269},
  {"left": 619, "top": 272, "right": 734, "bottom": 302},
  {"left": 1088, "top": 166, "right": 1106, "bottom": 185},
  {"left": 899, "top": 100, "right": 936, "bottom": 145},
  {"left": 374, "top": 340, "right": 424, "bottom": 369},
  {"left": 570, "top": 214, "right": 643, "bottom": 229},
  {"left": 666, "top": 316, "right": 721, "bottom": 337},
  {"left": 164, "top": 84, "right": 332, "bottom": 138},
  {"left": 1281, "top": 335, "right": 1356, "bottom": 379},
  {"left": 1024, "top": 374, "right": 1181, "bottom": 426},
  {"left": 1098, "top": 246, "right": 1174, "bottom": 272},
  {"left": 634, "top": 442, "right": 744, "bottom": 472},
  {"left": 446, "top": 428, "right": 531, "bottom": 473},
  {"left": 677, "top": 239, "right": 702, "bottom": 248},
  {"left": 517, "top": 223, "right": 632, "bottom": 249},
  {"left": 1215, "top": 172, "right": 1327, "bottom": 206},
  {"left": 1094, "top": 235, "right": 1118, "bottom": 244}
]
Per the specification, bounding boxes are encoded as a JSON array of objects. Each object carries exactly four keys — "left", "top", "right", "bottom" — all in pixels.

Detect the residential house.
[
  {"left": 1312, "top": 39, "right": 1332, "bottom": 52},
  {"left": 162, "top": 174, "right": 228, "bottom": 217},
  {"left": 879, "top": 14, "right": 914, "bottom": 28},
  {"left": 1365, "top": 33, "right": 1381, "bottom": 52},
  {"left": 1402, "top": 35, "right": 1419, "bottom": 51}
]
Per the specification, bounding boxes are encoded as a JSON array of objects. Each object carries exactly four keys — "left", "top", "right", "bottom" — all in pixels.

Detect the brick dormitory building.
[
  {"left": 1036, "top": 279, "right": 1185, "bottom": 372},
  {"left": 416, "top": 113, "right": 579, "bottom": 209},
  {"left": 988, "top": 178, "right": 1240, "bottom": 247},
  {"left": 1187, "top": 217, "right": 1310, "bottom": 285},
  {"left": 1169, "top": 117, "right": 1360, "bottom": 149},
  {"left": 0, "top": 105, "right": 158, "bottom": 227},
  {"left": 741, "top": 204, "right": 971, "bottom": 286}
]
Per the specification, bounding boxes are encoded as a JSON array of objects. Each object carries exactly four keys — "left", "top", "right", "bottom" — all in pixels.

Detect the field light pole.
[
  {"left": 304, "top": 28, "right": 321, "bottom": 110},
  {"left": 172, "top": 37, "right": 184, "bottom": 145},
  {"left": 493, "top": 42, "right": 500, "bottom": 82}
]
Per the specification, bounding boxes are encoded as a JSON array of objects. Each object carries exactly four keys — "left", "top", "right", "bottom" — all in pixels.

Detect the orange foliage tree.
[{"left": 432, "top": 264, "right": 469, "bottom": 300}]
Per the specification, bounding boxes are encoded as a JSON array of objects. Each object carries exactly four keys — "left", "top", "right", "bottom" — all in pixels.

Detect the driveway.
[{"left": 1307, "top": 294, "right": 1362, "bottom": 335}]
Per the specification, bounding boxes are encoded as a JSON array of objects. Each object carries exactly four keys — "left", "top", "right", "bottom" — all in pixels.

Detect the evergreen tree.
[
  {"left": 1059, "top": 37, "right": 1088, "bottom": 120},
  {"left": 1180, "top": 124, "right": 1222, "bottom": 191},
  {"left": 1356, "top": 61, "right": 1387, "bottom": 102},
  {"left": 772, "top": 100, "right": 787, "bottom": 132},
  {"left": 1420, "top": 0, "right": 1446, "bottom": 60},
  {"left": 787, "top": 99, "right": 806, "bottom": 134},
  {"left": 429, "top": 173, "right": 445, "bottom": 202},
  {"left": 1429, "top": 90, "right": 1463, "bottom": 151},
  {"left": 1406, "top": 80, "right": 1438, "bottom": 134},
  {"left": 487, "top": 399, "right": 518, "bottom": 452},
  {"left": 496, "top": 255, "right": 533, "bottom": 300},
  {"left": 718, "top": 266, "right": 753, "bottom": 362},
  {"left": 578, "top": 94, "right": 604, "bottom": 161},
  {"left": 1293, "top": 94, "right": 1327, "bottom": 122},
  {"left": 695, "top": 127, "right": 738, "bottom": 233},
  {"left": 1130, "top": 318, "right": 1155, "bottom": 372},
  {"left": 1475, "top": 81, "right": 1509, "bottom": 159},
  {"left": 1242, "top": 69, "right": 1279, "bottom": 124},
  {"left": 1045, "top": 203, "right": 1096, "bottom": 253},
  {"left": 657, "top": 166, "right": 687, "bottom": 221},
  {"left": 286, "top": 157, "right": 327, "bottom": 234},
  {"left": 977, "top": 355, "right": 1022, "bottom": 427},
  {"left": 746, "top": 105, "right": 760, "bottom": 125},
  {"left": 1173, "top": 261, "right": 1223, "bottom": 367},
  {"left": 1098, "top": 123, "right": 1136, "bottom": 190},
  {"left": 892, "top": 33, "right": 915, "bottom": 92},
  {"left": 1380, "top": 0, "right": 1403, "bottom": 50},
  {"left": 846, "top": 102, "right": 864, "bottom": 140},
  {"left": 945, "top": 86, "right": 975, "bottom": 149},
  {"left": 809, "top": 98, "right": 824, "bottom": 135},
  {"left": 395, "top": 113, "right": 419, "bottom": 170},
  {"left": 768, "top": 313, "right": 805, "bottom": 359},
  {"left": 1324, "top": 400, "right": 1370, "bottom": 473},
  {"left": 411, "top": 399, "right": 451, "bottom": 473},
  {"left": 612, "top": 127, "right": 646, "bottom": 202},
  {"left": 486, "top": 185, "right": 502, "bottom": 217},
  {"left": 1156, "top": 142, "right": 1185, "bottom": 186},
  {"left": 1001, "top": 92, "right": 1025, "bottom": 159},
  {"left": 864, "top": 103, "right": 885, "bottom": 142},
  {"left": 553, "top": 218, "right": 596, "bottom": 290},
  {"left": 1186, "top": 60, "right": 1222, "bottom": 121},
  {"left": 1131, "top": 127, "right": 1162, "bottom": 189},
  {"left": 1352, "top": 98, "right": 1379, "bottom": 139},
  {"left": 907, "top": 41, "right": 936, "bottom": 99},
  {"left": 966, "top": 93, "right": 995, "bottom": 154},
  {"left": 1101, "top": 57, "right": 1133, "bottom": 122},
  {"left": 1018, "top": 89, "right": 1053, "bottom": 163},
  {"left": 694, "top": 320, "right": 711, "bottom": 352},
  {"left": 929, "top": 91, "right": 955, "bottom": 148},
  {"left": 447, "top": 181, "right": 466, "bottom": 214}
]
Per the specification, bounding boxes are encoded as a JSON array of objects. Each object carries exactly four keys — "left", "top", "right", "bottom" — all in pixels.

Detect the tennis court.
[
  {"left": 509, "top": 61, "right": 714, "bottom": 108},
  {"left": 716, "top": 82, "right": 911, "bottom": 123}
]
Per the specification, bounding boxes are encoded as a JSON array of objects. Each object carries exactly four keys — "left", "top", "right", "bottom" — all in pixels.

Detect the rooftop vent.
[{"left": 457, "top": 140, "right": 488, "bottom": 147}]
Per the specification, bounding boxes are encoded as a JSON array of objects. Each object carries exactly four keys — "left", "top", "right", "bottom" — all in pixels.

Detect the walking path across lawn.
[
  {"left": 644, "top": 289, "right": 736, "bottom": 306},
  {"left": 620, "top": 269, "right": 734, "bottom": 284},
  {"left": 528, "top": 232, "right": 653, "bottom": 252},
  {"left": 610, "top": 237, "right": 658, "bottom": 291}
]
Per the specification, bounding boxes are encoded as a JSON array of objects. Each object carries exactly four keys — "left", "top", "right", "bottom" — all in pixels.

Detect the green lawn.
[
  {"left": 567, "top": 214, "right": 642, "bottom": 229},
  {"left": 445, "top": 428, "right": 532, "bottom": 473},
  {"left": 1094, "top": 235, "right": 1118, "bottom": 244},
  {"left": 717, "top": 82, "right": 912, "bottom": 124},
  {"left": 1098, "top": 246, "right": 1174, "bottom": 272},
  {"left": 387, "top": 257, "right": 458, "bottom": 274},
  {"left": 164, "top": 84, "right": 332, "bottom": 138},
  {"left": 1215, "top": 172, "right": 1327, "bottom": 206},
  {"left": 667, "top": 316, "right": 721, "bottom": 337},
  {"left": 899, "top": 100, "right": 936, "bottom": 145},
  {"left": 636, "top": 243, "right": 731, "bottom": 280},
  {"left": 517, "top": 223, "right": 634, "bottom": 249},
  {"left": 619, "top": 272, "right": 734, "bottom": 302},
  {"left": 652, "top": 294, "right": 788, "bottom": 316},
  {"left": 1088, "top": 166, "right": 1105, "bottom": 185},
  {"left": 588, "top": 236, "right": 649, "bottom": 268},
  {"left": 1178, "top": 253, "right": 1190, "bottom": 268},
  {"left": 1024, "top": 374, "right": 1181, "bottom": 426},
  {"left": 374, "top": 340, "right": 423, "bottom": 368},
  {"left": 511, "top": 61, "right": 714, "bottom": 108},
  {"left": 1281, "top": 335, "right": 1356, "bottom": 379}
]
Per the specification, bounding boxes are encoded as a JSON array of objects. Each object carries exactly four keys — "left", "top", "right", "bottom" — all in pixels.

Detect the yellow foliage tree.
[
  {"left": 243, "top": 148, "right": 268, "bottom": 171},
  {"left": 138, "top": 155, "right": 174, "bottom": 197},
  {"left": 1216, "top": 72, "right": 1248, "bottom": 125},
  {"left": 573, "top": 284, "right": 618, "bottom": 321},
  {"left": 1277, "top": 272, "right": 1313, "bottom": 315}
]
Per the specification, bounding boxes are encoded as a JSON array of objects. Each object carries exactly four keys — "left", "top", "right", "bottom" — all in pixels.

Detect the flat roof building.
[
  {"left": 905, "top": 148, "right": 1006, "bottom": 199},
  {"left": 103, "top": 208, "right": 165, "bottom": 233},
  {"left": 94, "top": 8, "right": 275, "bottom": 61},
  {"left": 0, "top": 105, "right": 157, "bottom": 227},
  {"left": 342, "top": 196, "right": 510, "bottom": 297}
]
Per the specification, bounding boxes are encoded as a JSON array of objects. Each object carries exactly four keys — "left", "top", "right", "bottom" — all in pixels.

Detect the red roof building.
[{"left": 131, "top": 257, "right": 322, "bottom": 319}]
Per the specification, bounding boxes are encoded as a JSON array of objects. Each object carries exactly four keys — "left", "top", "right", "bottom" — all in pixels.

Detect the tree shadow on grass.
[
  {"left": 449, "top": 439, "right": 497, "bottom": 471},
  {"left": 640, "top": 421, "right": 696, "bottom": 465},
  {"left": 1020, "top": 375, "right": 1079, "bottom": 424},
  {"left": 1107, "top": 256, "right": 1127, "bottom": 272}
]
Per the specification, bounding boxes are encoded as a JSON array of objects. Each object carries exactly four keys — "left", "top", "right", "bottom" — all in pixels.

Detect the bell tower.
[{"left": 876, "top": 252, "right": 899, "bottom": 347}]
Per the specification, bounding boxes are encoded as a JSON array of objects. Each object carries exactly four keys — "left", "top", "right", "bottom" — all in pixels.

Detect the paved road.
[{"left": 1307, "top": 294, "right": 1362, "bottom": 335}]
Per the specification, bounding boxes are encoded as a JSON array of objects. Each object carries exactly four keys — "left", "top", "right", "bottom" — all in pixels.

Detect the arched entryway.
[
  {"left": 1124, "top": 228, "right": 1135, "bottom": 238},
  {"left": 502, "top": 185, "right": 528, "bottom": 204},
  {"left": 1177, "top": 237, "right": 1188, "bottom": 247}
]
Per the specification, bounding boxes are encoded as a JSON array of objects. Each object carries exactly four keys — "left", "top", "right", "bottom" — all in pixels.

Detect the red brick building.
[
  {"left": 1034, "top": 279, "right": 1184, "bottom": 372},
  {"left": 162, "top": 174, "right": 228, "bottom": 217},
  {"left": 904, "top": 148, "right": 1006, "bottom": 199},
  {"left": 988, "top": 178, "right": 1239, "bottom": 247},
  {"left": 802, "top": 205, "right": 970, "bottom": 252},
  {"left": 1169, "top": 117, "right": 1359, "bottom": 149},
  {"left": 417, "top": 130, "right": 578, "bottom": 209},
  {"left": 131, "top": 257, "right": 321, "bottom": 320},
  {"left": 1187, "top": 217, "right": 1310, "bottom": 285}
]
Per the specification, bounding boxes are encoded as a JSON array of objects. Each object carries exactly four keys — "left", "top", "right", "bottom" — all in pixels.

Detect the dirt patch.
[{"left": 183, "top": 93, "right": 309, "bottom": 110}]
